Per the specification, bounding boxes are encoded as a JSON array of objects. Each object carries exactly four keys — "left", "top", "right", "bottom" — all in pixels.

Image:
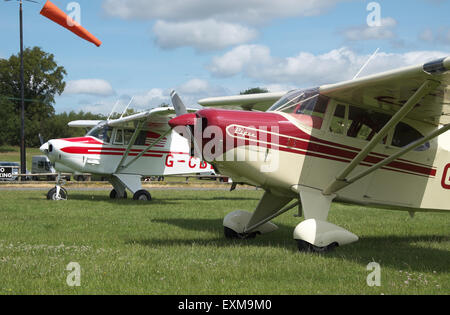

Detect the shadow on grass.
[
  {"left": 29, "top": 193, "right": 259, "bottom": 203},
  {"left": 132, "top": 217, "right": 450, "bottom": 273}
]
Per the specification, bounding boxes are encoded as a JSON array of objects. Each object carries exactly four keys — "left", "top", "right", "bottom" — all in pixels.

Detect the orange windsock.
[{"left": 40, "top": 0, "right": 102, "bottom": 47}]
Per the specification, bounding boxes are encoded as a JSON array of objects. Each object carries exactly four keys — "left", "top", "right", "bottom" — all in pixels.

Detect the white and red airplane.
[
  {"left": 40, "top": 105, "right": 214, "bottom": 201},
  {"left": 169, "top": 56, "right": 450, "bottom": 252}
]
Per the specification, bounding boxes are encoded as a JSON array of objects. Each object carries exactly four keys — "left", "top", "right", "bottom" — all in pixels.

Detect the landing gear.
[
  {"left": 296, "top": 240, "right": 338, "bottom": 253},
  {"left": 224, "top": 227, "right": 257, "bottom": 239},
  {"left": 47, "top": 186, "right": 67, "bottom": 200},
  {"left": 133, "top": 189, "right": 152, "bottom": 201},
  {"left": 109, "top": 189, "right": 127, "bottom": 199},
  {"left": 47, "top": 173, "right": 67, "bottom": 200},
  {"left": 109, "top": 174, "right": 151, "bottom": 201}
]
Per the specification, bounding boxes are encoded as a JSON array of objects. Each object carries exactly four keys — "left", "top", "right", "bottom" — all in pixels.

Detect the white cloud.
[
  {"left": 102, "top": 0, "right": 344, "bottom": 24},
  {"left": 342, "top": 17, "right": 397, "bottom": 41},
  {"left": 64, "top": 79, "right": 115, "bottom": 96},
  {"left": 178, "top": 78, "right": 211, "bottom": 94},
  {"left": 419, "top": 29, "right": 434, "bottom": 42},
  {"left": 131, "top": 88, "right": 170, "bottom": 108},
  {"left": 153, "top": 19, "right": 258, "bottom": 51},
  {"left": 419, "top": 27, "right": 450, "bottom": 45},
  {"left": 209, "top": 45, "right": 273, "bottom": 77},
  {"left": 103, "top": 0, "right": 344, "bottom": 51},
  {"left": 209, "top": 45, "right": 447, "bottom": 87},
  {"left": 175, "top": 78, "right": 230, "bottom": 107}
]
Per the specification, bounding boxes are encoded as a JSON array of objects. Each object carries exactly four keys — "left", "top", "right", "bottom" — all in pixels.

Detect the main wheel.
[
  {"left": 133, "top": 190, "right": 152, "bottom": 201},
  {"left": 224, "top": 227, "right": 257, "bottom": 239},
  {"left": 109, "top": 189, "right": 127, "bottom": 199},
  {"left": 296, "top": 240, "right": 338, "bottom": 253},
  {"left": 46, "top": 187, "right": 68, "bottom": 200}
]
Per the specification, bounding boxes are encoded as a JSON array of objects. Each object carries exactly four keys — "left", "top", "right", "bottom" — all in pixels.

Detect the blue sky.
[{"left": 1, "top": 0, "right": 449, "bottom": 114}]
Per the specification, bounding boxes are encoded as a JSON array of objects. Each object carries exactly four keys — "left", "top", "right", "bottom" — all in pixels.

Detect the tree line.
[
  {"left": 0, "top": 47, "right": 105, "bottom": 147},
  {"left": 0, "top": 47, "right": 270, "bottom": 148}
]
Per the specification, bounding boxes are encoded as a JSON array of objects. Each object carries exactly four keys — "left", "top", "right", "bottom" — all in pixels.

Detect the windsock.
[{"left": 40, "top": 0, "right": 102, "bottom": 47}]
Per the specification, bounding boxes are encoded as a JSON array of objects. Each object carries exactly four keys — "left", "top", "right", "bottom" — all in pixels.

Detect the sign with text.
[{"left": 0, "top": 167, "right": 13, "bottom": 179}]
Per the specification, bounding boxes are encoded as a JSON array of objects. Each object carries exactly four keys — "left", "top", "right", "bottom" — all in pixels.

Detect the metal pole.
[{"left": 19, "top": 0, "right": 26, "bottom": 176}]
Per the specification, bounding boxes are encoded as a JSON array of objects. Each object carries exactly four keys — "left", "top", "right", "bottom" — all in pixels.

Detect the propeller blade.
[
  {"left": 170, "top": 90, "right": 188, "bottom": 117},
  {"left": 38, "top": 133, "right": 44, "bottom": 146},
  {"left": 169, "top": 90, "right": 202, "bottom": 158}
]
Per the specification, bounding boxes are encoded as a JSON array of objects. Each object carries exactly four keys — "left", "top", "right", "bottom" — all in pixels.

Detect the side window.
[
  {"left": 114, "top": 129, "right": 124, "bottom": 145},
  {"left": 330, "top": 104, "right": 347, "bottom": 135},
  {"left": 347, "top": 106, "right": 390, "bottom": 142},
  {"left": 123, "top": 129, "right": 134, "bottom": 145},
  {"left": 134, "top": 130, "right": 148, "bottom": 146},
  {"left": 392, "top": 122, "right": 429, "bottom": 150}
]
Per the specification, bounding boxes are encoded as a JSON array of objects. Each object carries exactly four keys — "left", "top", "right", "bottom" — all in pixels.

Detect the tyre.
[
  {"left": 224, "top": 227, "right": 257, "bottom": 239},
  {"left": 133, "top": 190, "right": 152, "bottom": 201},
  {"left": 46, "top": 187, "right": 67, "bottom": 200},
  {"left": 109, "top": 189, "right": 127, "bottom": 199},
  {"left": 296, "top": 240, "right": 338, "bottom": 253}
]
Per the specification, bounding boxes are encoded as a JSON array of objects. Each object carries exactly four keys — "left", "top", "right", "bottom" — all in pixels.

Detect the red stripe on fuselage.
[
  {"left": 196, "top": 109, "right": 437, "bottom": 178},
  {"left": 60, "top": 146, "right": 188, "bottom": 158}
]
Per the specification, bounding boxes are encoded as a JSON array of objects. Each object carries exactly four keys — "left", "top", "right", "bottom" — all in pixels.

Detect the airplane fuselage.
[
  {"left": 43, "top": 130, "right": 214, "bottom": 177},
  {"left": 192, "top": 108, "right": 450, "bottom": 212}
]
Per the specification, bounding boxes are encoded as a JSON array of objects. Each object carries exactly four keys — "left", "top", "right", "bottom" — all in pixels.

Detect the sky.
[{"left": 1, "top": 0, "right": 449, "bottom": 115}]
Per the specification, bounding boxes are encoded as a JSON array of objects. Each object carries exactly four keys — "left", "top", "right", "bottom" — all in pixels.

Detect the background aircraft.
[
  {"left": 40, "top": 106, "right": 214, "bottom": 201},
  {"left": 169, "top": 56, "right": 450, "bottom": 252}
]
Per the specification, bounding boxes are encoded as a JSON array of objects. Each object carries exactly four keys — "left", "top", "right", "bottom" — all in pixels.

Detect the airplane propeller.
[
  {"left": 170, "top": 90, "right": 188, "bottom": 117},
  {"left": 169, "top": 90, "right": 202, "bottom": 158},
  {"left": 38, "top": 133, "right": 44, "bottom": 146}
]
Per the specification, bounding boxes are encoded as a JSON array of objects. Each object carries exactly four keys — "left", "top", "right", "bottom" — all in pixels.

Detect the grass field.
[
  {"left": 0, "top": 146, "right": 42, "bottom": 171},
  {"left": 0, "top": 188, "right": 448, "bottom": 295}
]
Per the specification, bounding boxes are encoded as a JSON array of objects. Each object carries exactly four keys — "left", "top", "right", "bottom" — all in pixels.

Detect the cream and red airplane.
[
  {"left": 40, "top": 106, "right": 214, "bottom": 201},
  {"left": 169, "top": 56, "right": 450, "bottom": 252}
]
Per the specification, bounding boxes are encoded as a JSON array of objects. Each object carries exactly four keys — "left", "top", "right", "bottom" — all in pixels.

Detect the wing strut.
[
  {"left": 115, "top": 120, "right": 145, "bottom": 173},
  {"left": 323, "top": 79, "right": 440, "bottom": 195},
  {"left": 343, "top": 123, "right": 449, "bottom": 187},
  {"left": 118, "top": 128, "right": 171, "bottom": 172}
]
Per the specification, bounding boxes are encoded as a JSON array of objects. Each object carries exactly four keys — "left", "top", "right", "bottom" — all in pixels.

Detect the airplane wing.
[
  {"left": 107, "top": 106, "right": 197, "bottom": 133},
  {"left": 320, "top": 56, "right": 450, "bottom": 196},
  {"left": 320, "top": 56, "right": 450, "bottom": 126},
  {"left": 198, "top": 91, "right": 286, "bottom": 112},
  {"left": 68, "top": 120, "right": 103, "bottom": 128}
]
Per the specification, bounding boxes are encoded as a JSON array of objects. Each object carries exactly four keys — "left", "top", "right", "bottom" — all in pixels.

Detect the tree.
[
  {"left": 239, "top": 87, "right": 270, "bottom": 111},
  {"left": 240, "top": 87, "right": 269, "bottom": 95},
  {"left": 0, "top": 47, "right": 67, "bottom": 147}
]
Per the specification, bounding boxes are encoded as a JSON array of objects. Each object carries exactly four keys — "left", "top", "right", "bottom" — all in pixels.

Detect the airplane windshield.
[
  {"left": 268, "top": 88, "right": 320, "bottom": 113},
  {"left": 268, "top": 88, "right": 329, "bottom": 129},
  {"left": 87, "top": 124, "right": 113, "bottom": 143}
]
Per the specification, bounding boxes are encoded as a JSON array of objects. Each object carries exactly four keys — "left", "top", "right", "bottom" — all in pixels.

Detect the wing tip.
[{"left": 423, "top": 56, "right": 450, "bottom": 75}]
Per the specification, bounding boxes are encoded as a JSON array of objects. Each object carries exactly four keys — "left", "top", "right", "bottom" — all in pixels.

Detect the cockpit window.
[
  {"left": 268, "top": 88, "right": 329, "bottom": 129},
  {"left": 347, "top": 106, "right": 390, "bottom": 141},
  {"left": 268, "top": 88, "right": 320, "bottom": 113},
  {"left": 87, "top": 124, "right": 113, "bottom": 143}
]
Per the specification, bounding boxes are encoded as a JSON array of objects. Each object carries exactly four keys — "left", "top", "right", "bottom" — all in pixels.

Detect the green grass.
[{"left": 0, "top": 189, "right": 448, "bottom": 295}]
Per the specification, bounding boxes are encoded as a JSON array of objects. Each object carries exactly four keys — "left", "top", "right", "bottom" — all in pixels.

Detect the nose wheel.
[
  {"left": 46, "top": 186, "right": 67, "bottom": 200},
  {"left": 46, "top": 173, "right": 68, "bottom": 200}
]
